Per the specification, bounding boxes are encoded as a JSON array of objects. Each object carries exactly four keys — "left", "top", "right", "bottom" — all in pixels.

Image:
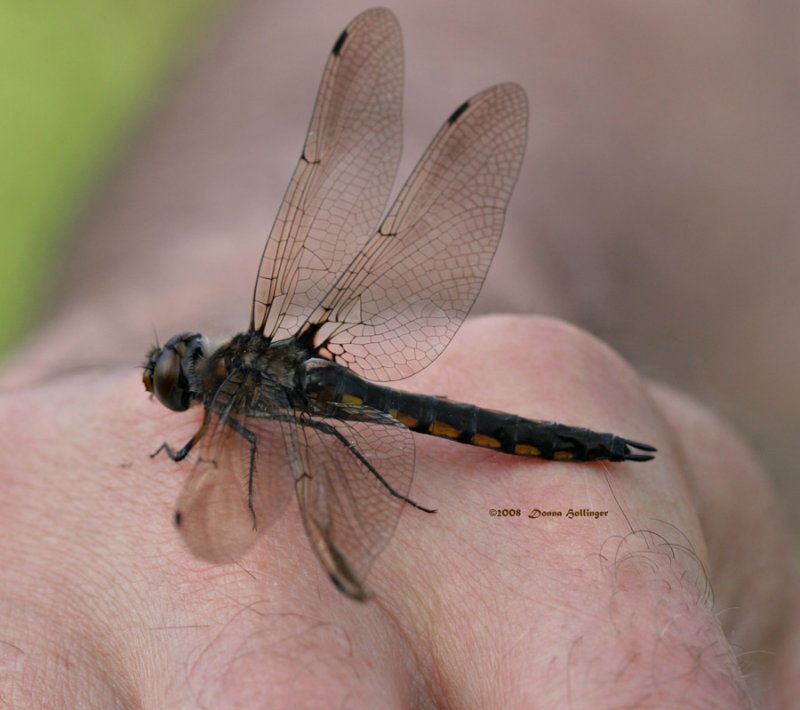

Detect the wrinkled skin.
[
  {"left": 1, "top": 316, "right": 797, "bottom": 707},
  {"left": 2, "top": 1, "right": 799, "bottom": 706}
]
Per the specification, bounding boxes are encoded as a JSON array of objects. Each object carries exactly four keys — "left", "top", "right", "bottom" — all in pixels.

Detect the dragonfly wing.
[
  {"left": 251, "top": 8, "right": 403, "bottom": 339},
  {"left": 302, "top": 83, "right": 528, "bottom": 381},
  {"left": 174, "top": 397, "right": 295, "bottom": 564},
  {"left": 290, "top": 405, "right": 416, "bottom": 600}
]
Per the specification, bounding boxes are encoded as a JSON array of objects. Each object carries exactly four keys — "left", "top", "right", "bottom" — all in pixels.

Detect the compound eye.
[{"left": 153, "top": 349, "right": 188, "bottom": 411}]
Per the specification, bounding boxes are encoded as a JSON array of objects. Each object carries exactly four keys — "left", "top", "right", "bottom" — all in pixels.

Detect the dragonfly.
[{"left": 142, "top": 7, "right": 655, "bottom": 601}]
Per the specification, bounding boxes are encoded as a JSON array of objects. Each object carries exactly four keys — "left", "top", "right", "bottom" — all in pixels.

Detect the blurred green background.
[{"left": 0, "top": 0, "right": 219, "bottom": 357}]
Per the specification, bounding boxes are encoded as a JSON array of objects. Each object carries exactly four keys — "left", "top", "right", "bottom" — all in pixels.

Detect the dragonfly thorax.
[{"left": 189, "top": 330, "right": 312, "bottom": 410}]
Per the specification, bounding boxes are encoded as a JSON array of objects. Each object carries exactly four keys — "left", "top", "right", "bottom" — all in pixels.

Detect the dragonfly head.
[{"left": 143, "top": 333, "right": 204, "bottom": 412}]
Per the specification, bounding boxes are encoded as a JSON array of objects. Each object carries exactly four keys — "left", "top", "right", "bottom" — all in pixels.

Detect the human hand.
[{"left": 1, "top": 315, "right": 796, "bottom": 707}]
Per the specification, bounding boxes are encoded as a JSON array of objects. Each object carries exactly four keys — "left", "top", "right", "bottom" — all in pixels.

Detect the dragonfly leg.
[
  {"left": 302, "top": 418, "right": 436, "bottom": 514},
  {"left": 225, "top": 418, "right": 259, "bottom": 530},
  {"left": 150, "top": 410, "right": 210, "bottom": 462}
]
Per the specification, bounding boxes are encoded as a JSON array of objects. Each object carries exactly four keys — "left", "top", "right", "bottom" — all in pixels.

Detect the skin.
[
  {"left": 1, "top": 315, "right": 798, "bottom": 707},
  {"left": 2, "top": 2, "right": 798, "bottom": 706}
]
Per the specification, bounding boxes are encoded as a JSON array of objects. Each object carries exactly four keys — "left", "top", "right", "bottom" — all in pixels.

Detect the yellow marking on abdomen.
[
  {"left": 340, "top": 393, "right": 363, "bottom": 405},
  {"left": 514, "top": 443, "right": 542, "bottom": 456},
  {"left": 395, "top": 413, "right": 418, "bottom": 429},
  {"left": 554, "top": 451, "right": 575, "bottom": 460},
  {"left": 429, "top": 421, "right": 460, "bottom": 439},
  {"left": 471, "top": 433, "right": 501, "bottom": 449}
]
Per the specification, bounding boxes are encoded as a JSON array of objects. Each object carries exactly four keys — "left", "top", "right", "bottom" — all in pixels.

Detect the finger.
[
  {"left": 376, "top": 315, "right": 750, "bottom": 707},
  {"left": 651, "top": 383, "right": 800, "bottom": 707}
]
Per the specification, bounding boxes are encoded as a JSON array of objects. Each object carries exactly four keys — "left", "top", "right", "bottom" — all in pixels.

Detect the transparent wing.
[
  {"left": 174, "top": 395, "right": 295, "bottom": 564},
  {"left": 251, "top": 8, "right": 403, "bottom": 339},
  {"left": 291, "top": 405, "right": 416, "bottom": 600},
  {"left": 175, "top": 379, "right": 415, "bottom": 597},
  {"left": 301, "top": 83, "right": 528, "bottom": 381}
]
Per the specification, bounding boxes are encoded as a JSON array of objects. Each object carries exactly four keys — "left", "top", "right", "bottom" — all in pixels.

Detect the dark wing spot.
[
  {"left": 330, "top": 573, "right": 346, "bottom": 593},
  {"left": 447, "top": 99, "right": 470, "bottom": 125},
  {"left": 332, "top": 28, "right": 348, "bottom": 56}
]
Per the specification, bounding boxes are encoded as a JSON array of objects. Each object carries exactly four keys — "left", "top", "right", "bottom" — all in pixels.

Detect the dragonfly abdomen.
[
  {"left": 303, "top": 363, "right": 654, "bottom": 462},
  {"left": 377, "top": 389, "right": 614, "bottom": 461},
  {"left": 389, "top": 391, "right": 653, "bottom": 462}
]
